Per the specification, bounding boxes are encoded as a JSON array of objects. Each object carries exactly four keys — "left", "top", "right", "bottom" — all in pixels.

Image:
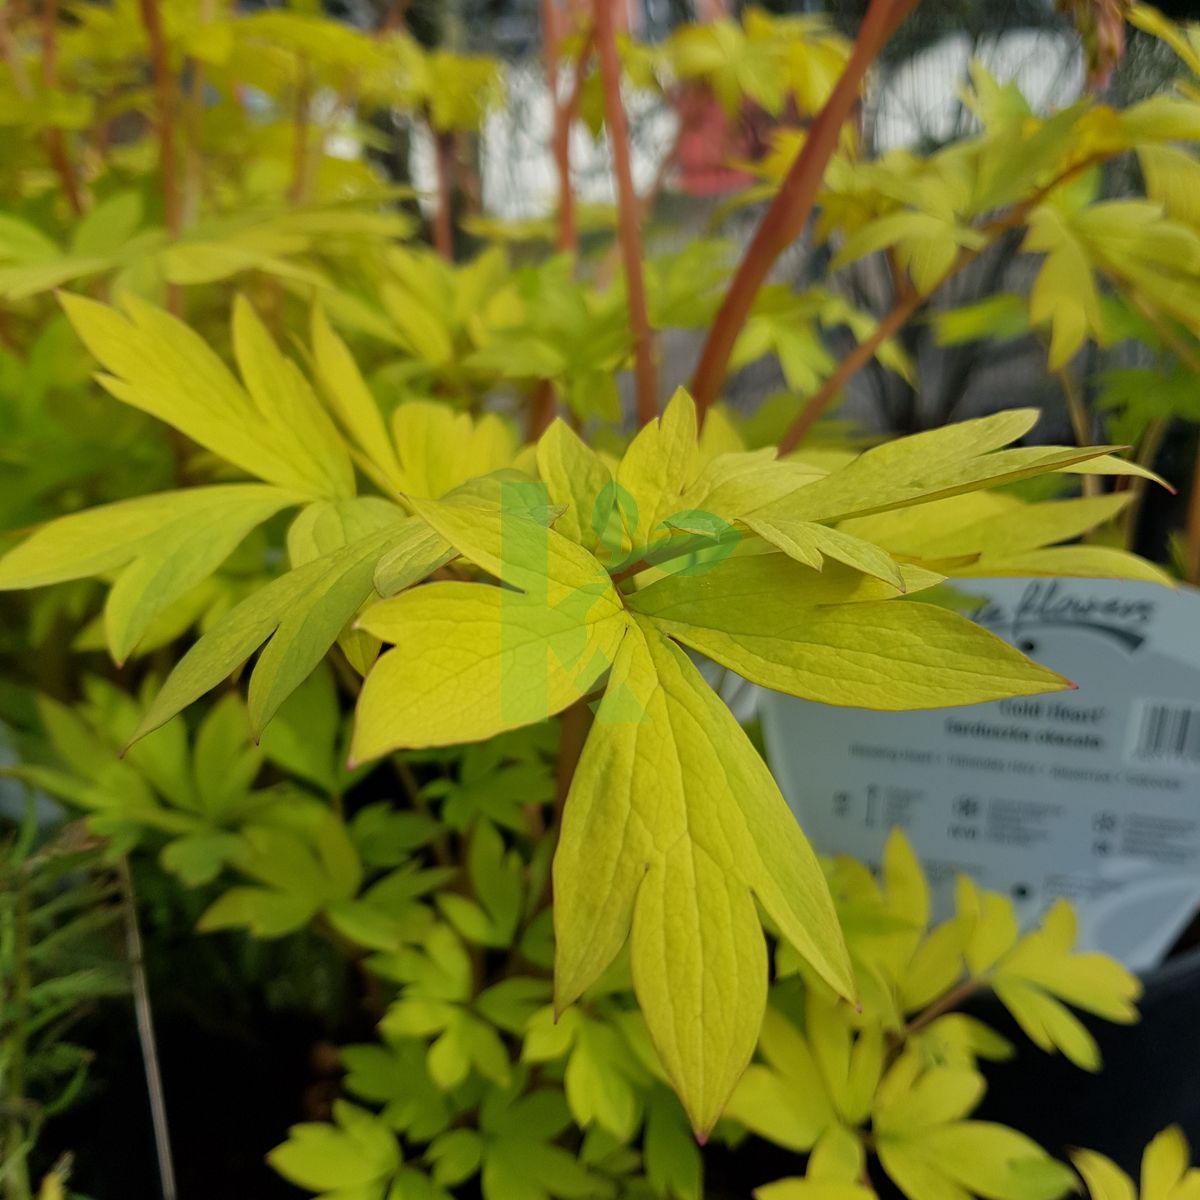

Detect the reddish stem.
[
  {"left": 139, "top": 0, "right": 182, "bottom": 240},
  {"left": 542, "top": 0, "right": 576, "bottom": 253},
  {"left": 594, "top": 0, "right": 657, "bottom": 427},
  {"left": 556, "top": 19, "right": 598, "bottom": 247},
  {"left": 689, "top": 0, "right": 916, "bottom": 420},
  {"left": 528, "top": 379, "right": 558, "bottom": 439},
  {"left": 596, "top": 125, "right": 679, "bottom": 288},
  {"left": 903, "top": 977, "right": 984, "bottom": 1038},
  {"left": 777, "top": 150, "right": 1112, "bottom": 454},
  {"left": 39, "top": 0, "right": 85, "bottom": 216},
  {"left": 780, "top": 287, "right": 922, "bottom": 453},
  {"left": 534, "top": 9, "right": 596, "bottom": 433},
  {"left": 432, "top": 124, "right": 455, "bottom": 260},
  {"left": 564, "top": 25, "right": 596, "bottom": 124},
  {"left": 378, "top": 0, "right": 410, "bottom": 34}
]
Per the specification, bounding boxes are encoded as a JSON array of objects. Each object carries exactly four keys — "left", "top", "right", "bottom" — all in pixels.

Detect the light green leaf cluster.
[
  {"left": 664, "top": 10, "right": 851, "bottom": 118},
  {"left": 0, "top": 196, "right": 416, "bottom": 302},
  {"left": 800, "top": 831, "right": 1142, "bottom": 1067},
  {"left": 269, "top": 1100, "right": 405, "bottom": 1200},
  {"left": 0, "top": 294, "right": 538, "bottom": 748},
  {"left": 731, "top": 285, "right": 915, "bottom": 395},
  {"left": 1073, "top": 1126, "right": 1200, "bottom": 1200},
  {"left": 345, "top": 390, "right": 1147, "bottom": 1134},
  {"left": 807, "top": 44, "right": 1200, "bottom": 377},
  {"left": 0, "top": 350, "right": 1161, "bottom": 1138},
  {"left": 733, "top": 830, "right": 1140, "bottom": 1200},
  {"left": 12, "top": 672, "right": 1149, "bottom": 1200},
  {"left": 65, "top": 291, "right": 354, "bottom": 497},
  {"left": 1, "top": 63, "right": 1181, "bottom": 1158},
  {"left": 5, "top": 678, "right": 292, "bottom": 885},
  {"left": 2, "top": 4, "right": 1193, "bottom": 1199}
]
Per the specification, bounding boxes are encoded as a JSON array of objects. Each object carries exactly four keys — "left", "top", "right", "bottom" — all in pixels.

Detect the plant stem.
[
  {"left": 593, "top": 0, "right": 657, "bottom": 427},
  {"left": 378, "top": 0, "right": 410, "bottom": 34},
  {"left": 554, "top": 700, "right": 591, "bottom": 829},
  {"left": 395, "top": 757, "right": 453, "bottom": 867},
  {"left": 781, "top": 286, "right": 922, "bottom": 452},
  {"left": 182, "top": 0, "right": 217, "bottom": 229},
  {"left": 563, "top": 26, "right": 596, "bottom": 135},
  {"left": 609, "top": 556, "right": 652, "bottom": 585},
  {"left": 1059, "top": 365, "right": 1091, "bottom": 447},
  {"left": 1121, "top": 417, "right": 1169, "bottom": 552},
  {"left": 288, "top": 69, "right": 313, "bottom": 206},
  {"left": 432, "top": 123, "right": 455, "bottom": 260},
  {"left": 535, "top": 699, "right": 592, "bottom": 910},
  {"left": 542, "top": 0, "right": 576, "bottom": 253},
  {"left": 689, "top": 0, "right": 917, "bottom": 420},
  {"left": 1106, "top": 289, "right": 1200, "bottom": 551},
  {"left": 452, "top": 133, "right": 483, "bottom": 217},
  {"left": 1057, "top": 364, "right": 1100, "bottom": 497},
  {"left": 38, "top": 0, "right": 85, "bottom": 217},
  {"left": 551, "top": 17, "right": 596, "bottom": 253},
  {"left": 138, "top": 0, "right": 182, "bottom": 240},
  {"left": 530, "top": 1, "right": 589, "bottom": 437},
  {"left": 903, "top": 975, "right": 984, "bottom": 1038},
  {"left": 528, "top": 379, "right": 558, "bottom": 440},
  {"left": 595, "top": 125, "right": 680, "bottom": 289},
  {"left": 777, "top": 153, "right": 1111, "bottom": 453},
  {"left": 117, "top": 857, "right": 177, "bottom": 1200}
]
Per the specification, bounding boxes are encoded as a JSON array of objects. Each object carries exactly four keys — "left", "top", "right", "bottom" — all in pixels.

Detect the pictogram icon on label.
[{"left": 761, "top": 578, "right": 1200, "bottom": 971}]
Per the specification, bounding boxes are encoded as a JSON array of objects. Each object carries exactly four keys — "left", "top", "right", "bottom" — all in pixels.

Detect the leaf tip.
[
  {"left": 345, "top": 755, "right": 358, "bottom": 772},
  {"left": 119, "top": 717, "right": 154, "bottom": 758}
]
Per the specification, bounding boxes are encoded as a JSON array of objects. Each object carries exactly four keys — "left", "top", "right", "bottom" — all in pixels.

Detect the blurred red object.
[
  {"left": 674, "top": 85, "right": 761, "bottom": 196},
  {"left": 670, "top": 0, "right": 779, "bottom": 197}
]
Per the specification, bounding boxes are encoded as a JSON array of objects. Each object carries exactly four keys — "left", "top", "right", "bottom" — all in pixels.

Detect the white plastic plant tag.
[{"left": 761, "top": 578, "right": 1200, "bottom": 972}]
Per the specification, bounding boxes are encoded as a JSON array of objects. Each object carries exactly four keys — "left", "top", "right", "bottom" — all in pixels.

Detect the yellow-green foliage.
[
  {"left": 735, "top": 831, "right": 1140, "bottom": 1198},
  {"left": 1, "top": 0, "right": 1198, "bottom": 1195},
  {"left": 1074, "top": 1126, "right": 1200, "bottom": 1200},
  {"left": 0, "top": 318, "right": 1159, "bottom": 1138}
]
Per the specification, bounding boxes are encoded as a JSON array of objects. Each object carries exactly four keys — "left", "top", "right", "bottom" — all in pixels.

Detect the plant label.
[{"left": 762, "top": 578, "right": 1200, "bottom": 971}]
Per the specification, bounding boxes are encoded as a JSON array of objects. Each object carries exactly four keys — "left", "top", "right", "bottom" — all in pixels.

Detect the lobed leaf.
[
  {"left": 61, "top": 292, "right": 354, "bottom": 498},
  {"left": 0, "top": 484, "right": 304, "bottom": 663},
  {"left": 630, "top": 554, "right": 1070, "bottom": 709},
  {"left": 553, "top": 617, "right": 853, "bottom": 1135},
  {"left": 352, "top": 579, "right": 625, "bottom": 758},
  {"left": 129, "top": 524, "right": 412, "bottom": 745}
]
